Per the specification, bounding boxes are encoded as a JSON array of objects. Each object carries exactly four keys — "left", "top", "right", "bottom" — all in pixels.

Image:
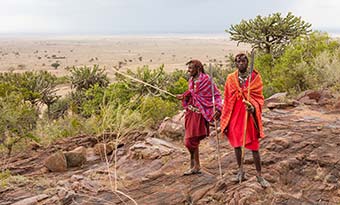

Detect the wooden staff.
[
  {"left": 112, "top": 68, "right": 176, "bottom": 98},
  {"left": 209, "top": 64, "right": 223, "bottom": 179},
  {"left": 239, "top": 50, "right": 255, "bottom": 184}
]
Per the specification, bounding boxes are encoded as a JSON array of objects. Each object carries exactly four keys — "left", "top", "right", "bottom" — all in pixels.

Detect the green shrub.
[
  {"left": 139, "top": 96, "right": 179, "bottom": 126},
  {"left": 70, "top": 64, "right": 109, "bottom": 91},
  {"left": 0, "top": 71, "right": 59, "bottom": 108},
  {"left": 168, "top": 77, "right": 188, "bottom": 95},
  {"left": 255, "top": 32, "right": 340, "bottom": 97},
  {"left": 47, "top": 97, "right": 70, "bottom": 120},
  {"left": 0, "top": 94, "right": 39, "bottom": 156},
  {"left": 36, "top": 115, "right": 96, "bottom": 144},
  {"left": 115, "top": 65, "right": 169, "bottom": 97},
  {"left": 313, "top": 50, "right": 340, "bottom": 91}
]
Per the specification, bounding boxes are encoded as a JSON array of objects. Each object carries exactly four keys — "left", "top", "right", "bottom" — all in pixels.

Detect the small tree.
[
  {"left": 227, "top": 12, "right": 312, "bottom": 56},
  {"left": 51, "top": 62, "right": 60, "bottom": 69},
  {"left": 70, "top": 65, "right": 109, "bottom": 91},
  {"left": 0, "top": 71, "right": 59, "bottom": 109},
  {"left": 0, "top": 94, "right": 38, "bottom": 156}
]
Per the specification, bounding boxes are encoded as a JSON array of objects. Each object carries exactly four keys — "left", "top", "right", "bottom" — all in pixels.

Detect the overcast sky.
[{"left": 1, "top": 0, "right": 340, "bottom": 35}]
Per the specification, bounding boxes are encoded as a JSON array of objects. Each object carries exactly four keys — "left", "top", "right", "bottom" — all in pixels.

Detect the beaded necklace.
[{"left": 238, "top": 70, "right": 250, "bottom": 86}]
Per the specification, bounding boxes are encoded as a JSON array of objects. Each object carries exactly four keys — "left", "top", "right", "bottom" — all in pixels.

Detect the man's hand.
[
  {"left": 176, "top": 94, "right": 184, "bottom": 100},
  {"left": 243, "top": 99, "right": 255, "bottom": 113},
  {"left": 213, "top": 110, "right": 221, "bottom": 121}
]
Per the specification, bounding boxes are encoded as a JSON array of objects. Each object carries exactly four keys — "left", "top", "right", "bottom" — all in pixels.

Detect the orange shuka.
[{"left": 220, "top": 70, "right": 265, "bottom": 145}]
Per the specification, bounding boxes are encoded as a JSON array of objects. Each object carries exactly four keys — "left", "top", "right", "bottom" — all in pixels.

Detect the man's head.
[
  {"left": 186, "top": 60, "right": 204, "bottom": 77},
  {"left": 235, "top": 53, "right": 248, "bottom": 73}
]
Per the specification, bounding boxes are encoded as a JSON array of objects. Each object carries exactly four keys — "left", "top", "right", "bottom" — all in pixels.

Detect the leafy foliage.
[
  {"left": 228, "top": 12, "right": 312, "bottom": 56},
  {"left": 47, "top": 97, "right": 70, "bottom": 120},
  {"left": 70, "top": 65, "right": 109, "bottom": 91},
  {"left": 255, "top": 32, "right": 340, "bottom": 97},
  {"left": 0, "top": 94, "right": 39, "bottom": 156},
  {"left": 0, "top": 71, "right": 59, "bottom": 108},
  {"left": 139, "top": 96, "right": 179, "bottom": 126}
]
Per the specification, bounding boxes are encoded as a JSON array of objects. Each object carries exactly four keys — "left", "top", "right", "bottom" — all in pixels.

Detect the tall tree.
[{"left": 227, "top": 12, "right": 312, "bottom": 56}]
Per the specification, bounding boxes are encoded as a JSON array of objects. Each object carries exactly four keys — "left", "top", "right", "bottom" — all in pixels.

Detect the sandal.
[
  {"left": 183, "top": 168, "right": 201, "bottom": 176},
  {"left": 231, "top": 171, "right": 246, "bottom": 183},
  {"left": 257, "top": 176, "right": 270, "bottom": 188}
]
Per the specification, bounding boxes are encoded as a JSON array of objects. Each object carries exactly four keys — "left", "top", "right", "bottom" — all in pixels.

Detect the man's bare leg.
[
  {"left": 193, "top": 147, "right": 200, "bottom": 171},
  {"left": 252, "top": 150, "right": 270, "bottom": 188},
  {"left": 231, "top": 147, "right": 246, "bottom": 182}
]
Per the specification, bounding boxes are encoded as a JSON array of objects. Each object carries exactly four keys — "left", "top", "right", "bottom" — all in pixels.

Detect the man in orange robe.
[{"left": 220, "top": 53, "right": 269, "bottom": 188}]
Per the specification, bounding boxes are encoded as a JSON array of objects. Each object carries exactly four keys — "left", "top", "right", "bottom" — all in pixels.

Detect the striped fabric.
[{"left": 182, "top": 73, "right": 222, "bottom": 122}]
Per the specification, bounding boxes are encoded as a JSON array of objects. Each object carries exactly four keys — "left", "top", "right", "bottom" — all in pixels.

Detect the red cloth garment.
[
  {"left": 182, "top": 73, "right": 222, "bottom": 122},
  {"left": 181, "top": 72, "right": 221, "bottom": 150},
  {"left": 184, "top": 110, "right": 209, "bottom": 149},
  {"left": 220, "top": 70, "right": 264, "bottom": 151}
]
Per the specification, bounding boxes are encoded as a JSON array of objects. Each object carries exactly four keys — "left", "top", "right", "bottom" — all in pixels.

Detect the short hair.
[
  {"left": 235, "top": 53, "right": 248, "bottom": 62},
  {"left": 186, "top": 59, "right": 205, "bottom": 73}
]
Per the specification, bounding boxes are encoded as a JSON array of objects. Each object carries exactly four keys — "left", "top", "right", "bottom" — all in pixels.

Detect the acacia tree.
[{"left": 227, "top": 12, "right": 312, "bottom": 56}]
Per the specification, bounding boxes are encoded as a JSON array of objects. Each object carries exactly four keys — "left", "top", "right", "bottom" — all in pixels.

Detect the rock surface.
[{"left": 1, "top": 104, "right": 340, "bottom": 205}]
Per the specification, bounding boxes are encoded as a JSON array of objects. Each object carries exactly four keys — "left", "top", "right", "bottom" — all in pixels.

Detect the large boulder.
[
  {"left": 264, "top": 92, "right": 287, "bottom": 105},
  {"left": 158, "top": 111, "right": 185, "bottom": 140},
  {"left": 44, "top": 151, "right": 67, "bottom": 172},
  {"left": 64, "top": 146, "right": 87, "bottom": 168}
]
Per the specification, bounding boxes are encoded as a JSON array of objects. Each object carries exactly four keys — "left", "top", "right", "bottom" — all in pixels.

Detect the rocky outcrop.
[{"left": 2, "top": 103, "right": 340, "bottom": 205}]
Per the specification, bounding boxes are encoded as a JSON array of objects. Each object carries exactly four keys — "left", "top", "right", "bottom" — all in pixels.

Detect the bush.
[
  {"left": 47, "top": 97, "right": 70, "bottom": 120},
  {"left": 115, "top": 65, "right": 169, "bottom": 97},
  {"left": 255, "top": 32, "right": 340, "bottom": 97},
  {"left": 313, "top": 50, "right": 340, "bottom": 91},
  {"left": 167, "top": 77, "right": 188, "bottom": 95},
  {"left": 0, "top": 94, "right": 39, "bottom": 156},
  {"left": 70, "top": 64, "right": 109, "bottom": 91},
  {"left": 139, "top": 96, "right": 179, "bottom": 126},
  {"left": 0, "top": 71, "right": 59, "bottom": 108},
  {"left": 36, "top": 115, "right": 96, "bottom": 144}
]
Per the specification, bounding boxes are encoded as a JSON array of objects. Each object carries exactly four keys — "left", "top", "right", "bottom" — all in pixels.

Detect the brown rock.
[
  {"left": 64, "top": 146, "right": 86, "bottom": 167},
  {"left": 128, "top": 137, "right": 176, "bottom": 160},
  {"left": 306, "top": 90, "right": 322, "bottom": 101},
  {"left": 12, "top": 194, "right": 49, "bottom": 205},
  {"left": 85, "top": 147, "right": 100, "bottom": 161},
  {"left": 158, "top": 111, "right": 185, "bottom": 140},
  {"left": 94, "top": 142, "right": 114, "bottom": 158},
  {"left": 334, "top": 97, "right": 340, "bottom": 109},
  {"left": 44, "top": 151, "right": 67, "bottom": 172},
  {"left": 265, "top": 92, "right": 287, "bottom": 105},
  {"left": 298, "top": 96, "right": 317, "bottom": 105}
]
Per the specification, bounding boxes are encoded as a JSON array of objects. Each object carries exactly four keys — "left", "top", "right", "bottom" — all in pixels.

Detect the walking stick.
[
  {"left": 239, "top": 50, "right": 255, "bottom": 184},
  {"left": 209, "top": 64, "right": 223, "bottom": 179},
  {"left": 112, "top": 68, "right": 176, "bottom": 98}
]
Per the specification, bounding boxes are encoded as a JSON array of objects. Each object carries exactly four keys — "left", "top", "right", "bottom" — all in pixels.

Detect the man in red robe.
[
  {"left": 220, "top": 53, "right": 270, "bottom": 188},
  {"left": 177, "top": 60, "right": 222, "bottom": 175}
]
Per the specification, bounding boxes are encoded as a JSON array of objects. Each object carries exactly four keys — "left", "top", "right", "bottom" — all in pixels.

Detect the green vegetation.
[
  {"left": 254, "top": 32, "right": 340, "bottom": 97},
  {"left": 227, "top": 12, "right": 340, "bottom": 97},
  {"left": 228, "top": 12, "right": 312, "bottom": 57}
]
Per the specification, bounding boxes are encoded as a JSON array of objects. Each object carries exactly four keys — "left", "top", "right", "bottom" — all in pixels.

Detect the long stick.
[
  {"left": 209, "top": 64, "right": 223, "bottom": 179},
  {"left": 239, "top": 50, "right": 255, "bottom": 184},
  {"left": 112, "top": 68, "right": 176, "bottom": 98}
]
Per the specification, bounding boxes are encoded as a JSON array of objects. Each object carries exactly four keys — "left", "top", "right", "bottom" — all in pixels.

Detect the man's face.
[
  {"left": 236, "top": 56, "right": 248, "bottom": 73},
  {"left": 187, "top": 63, "right": 199, "bottom": 77}
]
